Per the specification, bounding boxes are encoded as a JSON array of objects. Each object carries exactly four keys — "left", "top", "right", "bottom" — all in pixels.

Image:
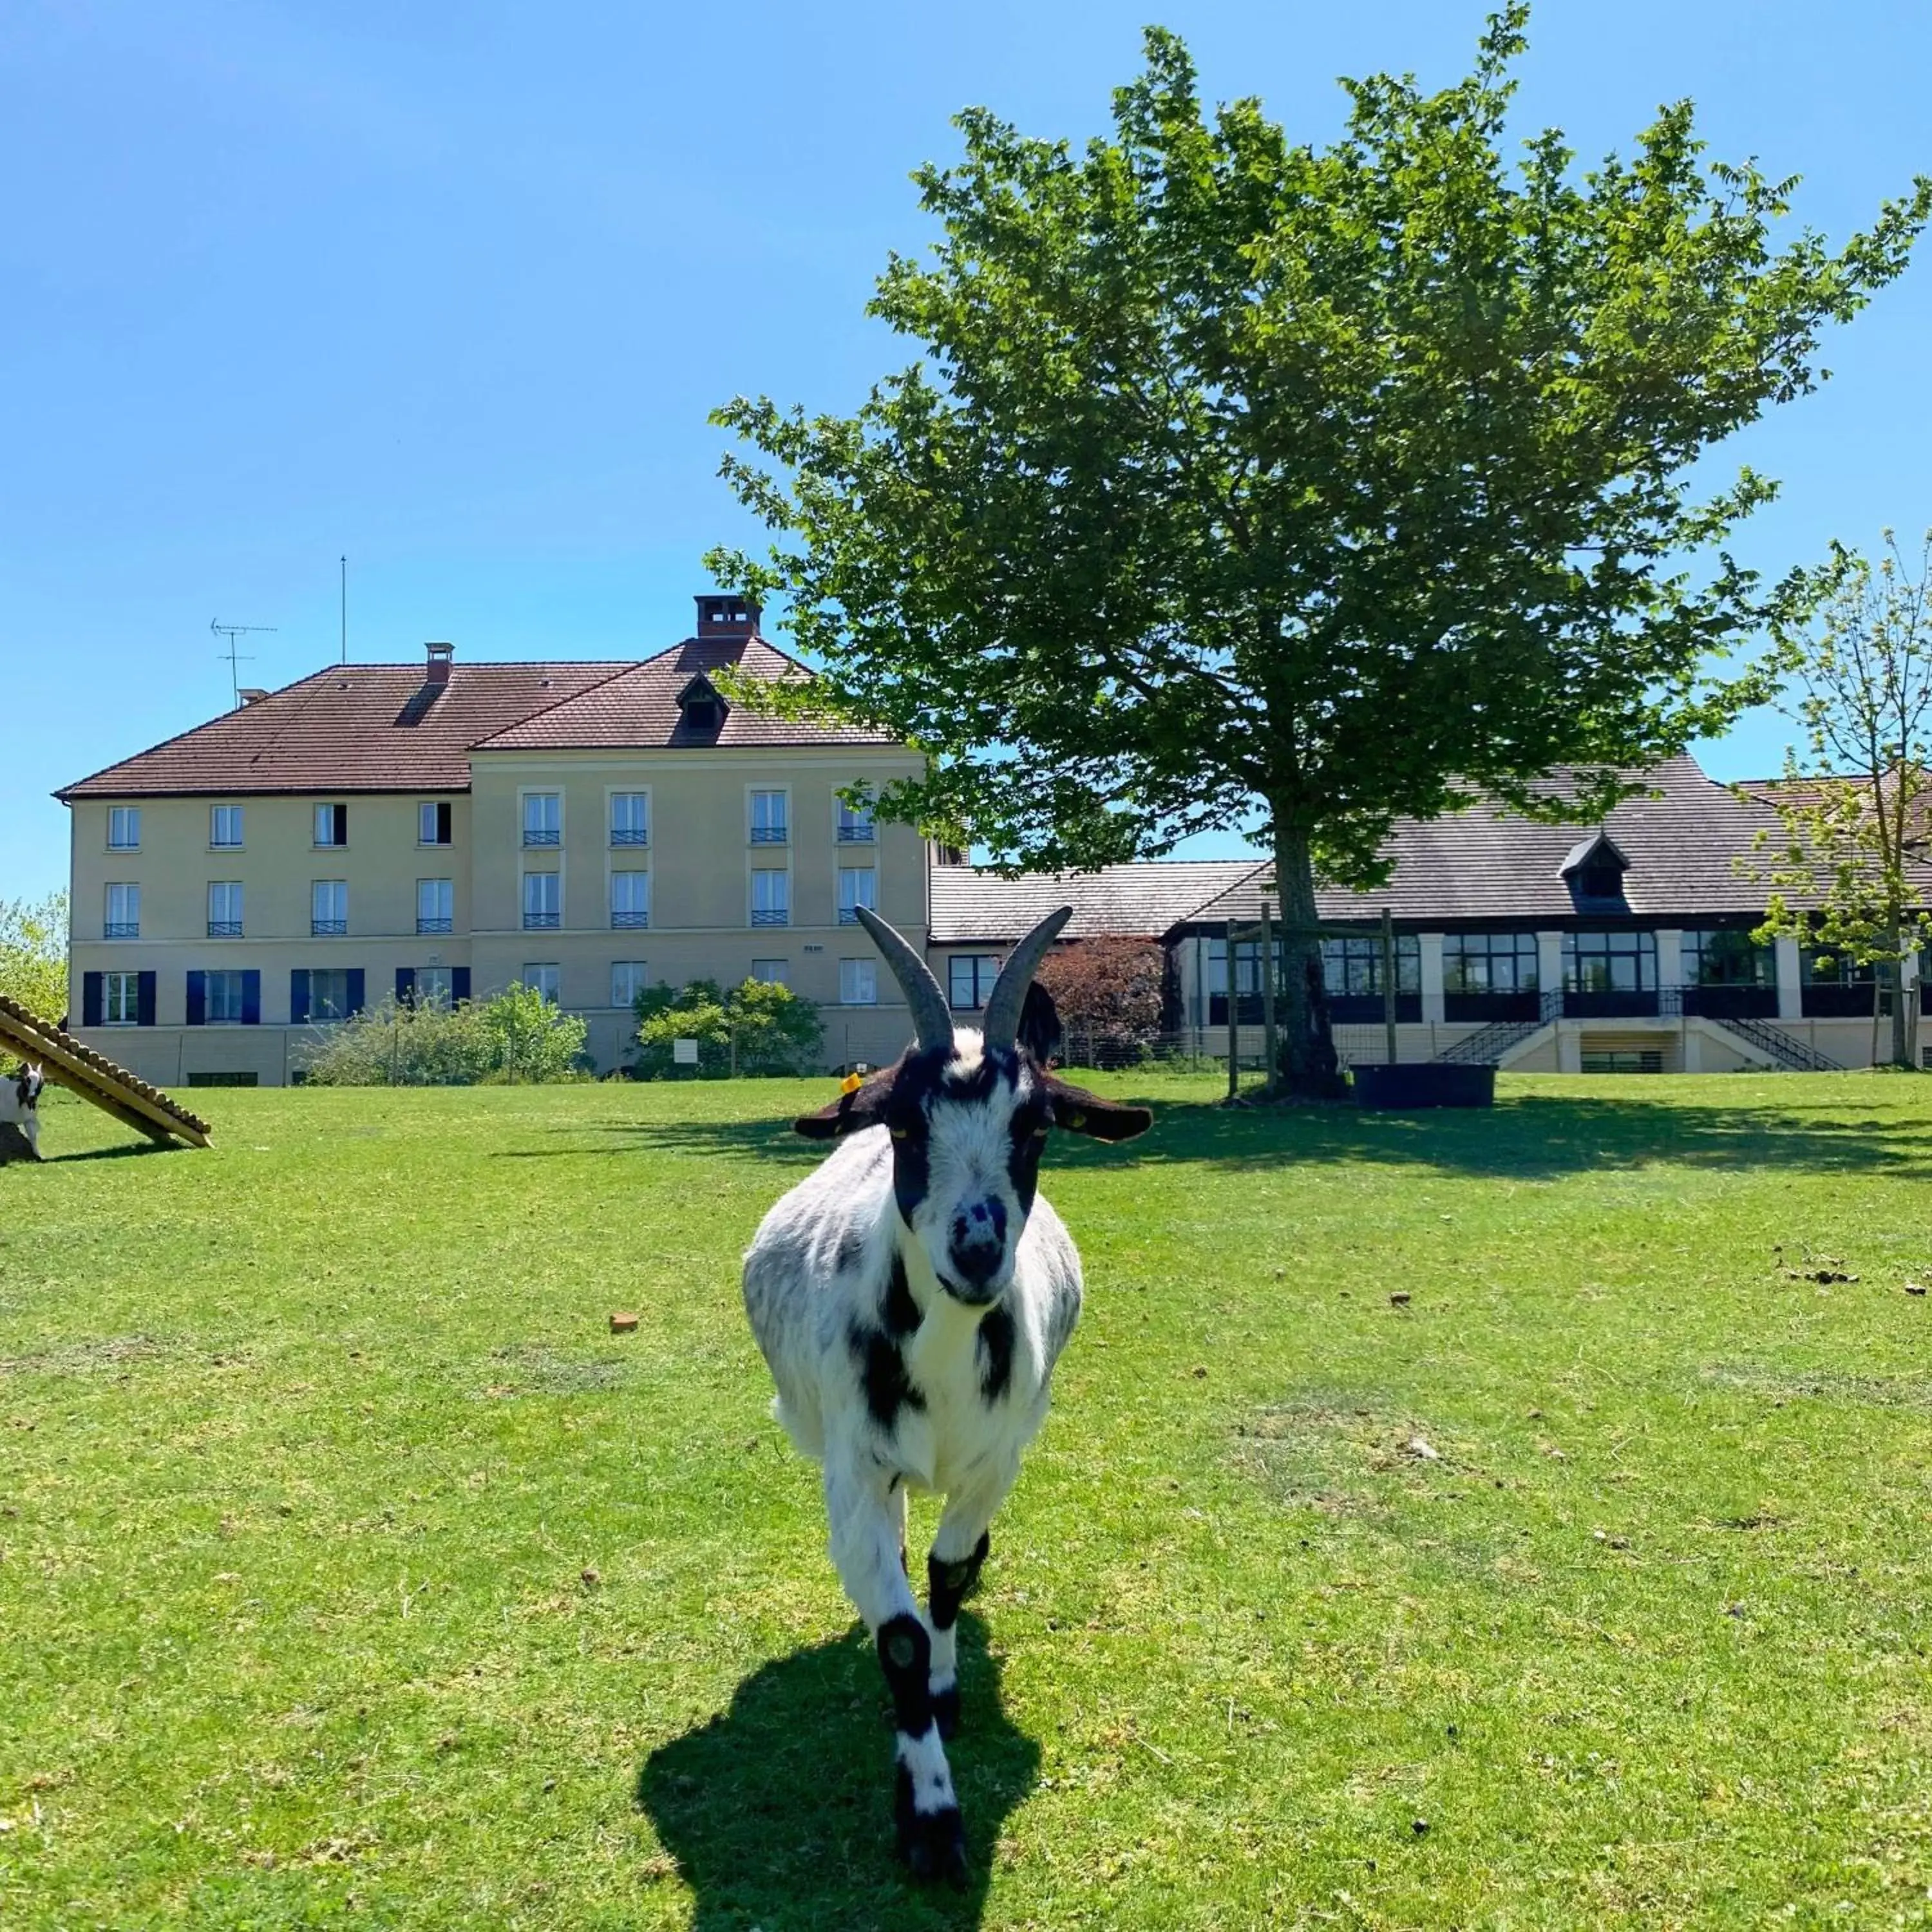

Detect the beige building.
[{"left": 58, "top": 596, "right": 927, "bottom": 1086}]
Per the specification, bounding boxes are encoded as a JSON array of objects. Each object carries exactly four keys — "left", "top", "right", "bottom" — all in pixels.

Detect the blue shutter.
[
  {"left": 395, "top": 967, "right": 416, "bottom": 1006},
  {"left": 185, "top": 972, "right": 207, "bottom": 1027},
  {"left": 137, "top": 972, "right": 156, "bottom": 1027},
  {"left": 290, "top": 969, "right": 310, "bottom": 1025},
  {"left": 451, "top": 967, "right": 471, "bottom": 1005},
  {"left": 346, "top": 969, "right": 366, "bottom": 1016},
  {"left": 241, "top": 971, "right": 261, "bottom": 1026},
  {"left": 82, "top": 972, "right": 102, "bottom": 1027}
]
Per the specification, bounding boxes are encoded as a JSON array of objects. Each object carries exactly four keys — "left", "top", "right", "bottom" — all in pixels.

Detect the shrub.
[
  {"left": 1034, "top": 938, "right": 1166, "bottom": 1065},
  {"left": 634, "top": 976, "right": 825, "bottom": 1079},
  {"left": 0, "top": 892, "right": 68, "bottom": 1023},
  {"left": 301, "top": 985, "right": 587, "bottom": 1086}
]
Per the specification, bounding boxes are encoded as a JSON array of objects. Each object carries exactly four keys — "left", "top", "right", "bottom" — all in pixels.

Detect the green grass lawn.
[{"left": 5, "top": 1070, "right": 1932, "bottom": 1929}]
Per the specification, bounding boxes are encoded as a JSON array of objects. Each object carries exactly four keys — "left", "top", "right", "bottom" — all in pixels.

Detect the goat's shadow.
[{"left": 636, "top": 1611, "right": 1037, "bottom": 1930}]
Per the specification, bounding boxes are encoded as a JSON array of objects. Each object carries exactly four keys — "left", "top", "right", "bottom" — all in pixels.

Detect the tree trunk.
[
  {"left": 1271, "top": 819, "right": 1347, "bottom": 1100},
  {"left": 1891, "top": 931, "right": 1912, "bottom": 1068}
]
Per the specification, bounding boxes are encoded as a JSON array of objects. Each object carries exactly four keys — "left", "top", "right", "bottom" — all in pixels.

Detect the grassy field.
[{"left": 5, "top": 1070, "right": 1932, "bottom": 1929}]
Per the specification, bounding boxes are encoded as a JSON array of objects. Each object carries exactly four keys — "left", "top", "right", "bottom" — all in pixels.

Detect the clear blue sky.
[{"left": 6, "top": 0, "right": 1929, "bottom": 901}]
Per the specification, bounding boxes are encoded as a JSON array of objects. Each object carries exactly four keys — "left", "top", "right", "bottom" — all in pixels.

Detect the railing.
[
  {"left": 522, "top": 827, "right": 560, "bottom": 847},
  {"left": 417, "top": 916, "right": 453, "bottom": 934},
  {"left": 750, "top": 826, "right": 788, "bottom": 845},
  {"left": 1435, "top": 988, "right": 1561, "bottom": 1065},
  {"left": 611, "top": 911, "right": 650, "bottom": 929},
  {"left": 206, "top": 920, "right": 243, "bottom": 938},
  {"left": 836, "top": 824, "right": 875, "bottom": 844},
  {"left": 311, "top": 919, "right": 348, "bottom": 936},
  {"left": 751, "top": 908, "right": 789, "bottom": 927},
  {"left": 610, "top": 828, "right": 650, "bottom": 846},
  {"left": 103, "top": 922, "right": 140, "bottom": 940},
  {"left": 838, "top": 906, "right": 867, "bottom": 925},
  {"left": 522, "top": 912, "right": 561, "bottom": 931}
]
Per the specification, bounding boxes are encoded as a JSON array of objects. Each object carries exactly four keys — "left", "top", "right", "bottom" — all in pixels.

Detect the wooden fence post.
[
  {"left": 1381, "top": 905, "right": 1398, "bottom": 1067},
  {"left": 1260, "top": 896, "right": 1278, "bottom": 1097},
  {"left": 1226, "top": 918, "right": 1239, "bottom": 1101}
]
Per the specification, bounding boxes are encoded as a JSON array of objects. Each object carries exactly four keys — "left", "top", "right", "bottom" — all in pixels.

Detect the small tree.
[
  {"left": 1034, "top": 938, "right": 1164, "bottom": 1065},
  {"left": 728, "top": 976, "right": 826, "bottom": 1076},
  {"left": 633, "top": 976, "right": 826, "bottom": 1078},
  {"left": 300, "top": 994, "right": 498, "bottom": 1086},
  {"left": 1743, "top": 531, "right": 1932, "bottom": 1066},
  {"left": 0, "top": 891, "right": 69, "bottom": 1023},
  {"left": 482, "top": 981, "right": 590, "bottom": 1083},
  {"left": 635, "top": 979, "right": 733, "bottom": 1079}
]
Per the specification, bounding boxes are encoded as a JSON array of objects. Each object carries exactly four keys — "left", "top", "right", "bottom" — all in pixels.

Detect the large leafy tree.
[
  {"left": 0, "top": 891, "right": 69, "bottom": 1024},
  {"left": 709, "top": 7, "right": 1929, "bottom": 1094},
  {"left": 1743, "top": 532, "right": 1932, "bottom": 1066}
]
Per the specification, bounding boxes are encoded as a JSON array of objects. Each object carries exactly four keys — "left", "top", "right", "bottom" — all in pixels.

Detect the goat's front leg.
[
  {"left": 825, "top": 1455, "right": 966, "bottom": 1886},
  {"left": 925, "top": 1466, "right": 1014, "bottom": 1740}
]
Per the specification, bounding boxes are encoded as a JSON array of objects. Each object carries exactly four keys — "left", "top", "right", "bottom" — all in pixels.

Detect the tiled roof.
[
  {"left": 475, "top": 639, "right": 896, "bottom": 751},
  {"left": 929, "top": 860, "right": 1267, "bottom": 943},
  {"left": 1186, "top": 757, "right": 1802, "bottom": 926},
  {"left": 58, "top": 636, "right": 897, "bottom": 800}
]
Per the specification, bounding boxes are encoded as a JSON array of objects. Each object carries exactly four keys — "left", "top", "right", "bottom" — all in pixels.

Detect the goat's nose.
[{"left": 948, "top": 1200, "right": 1008, "bottom": 1285}]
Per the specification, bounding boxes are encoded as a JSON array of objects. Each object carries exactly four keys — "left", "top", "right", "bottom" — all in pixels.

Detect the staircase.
[
  {"left": 1698, "top": 1009, "right": 1841, "bottom": 1072},
  {"left": 1434, "top": 990, "right": 1561, "bottom": 1066}
]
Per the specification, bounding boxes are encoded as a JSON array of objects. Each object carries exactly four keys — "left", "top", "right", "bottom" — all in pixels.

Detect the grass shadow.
[
  {"left": 636, "top": 1612, "right": 1037, "bottom": 1930},
  {"left": 26, "top": 1139, "right": 183, "bottom": 1165}
]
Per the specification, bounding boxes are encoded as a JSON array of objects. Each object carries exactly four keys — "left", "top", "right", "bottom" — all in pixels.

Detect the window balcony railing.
[
  {"left": 206, "top": 920, "right": 244, "bottom": 938},
  {"left": 611, "top": 911, "right": 650, "bottom": 929},
  {"left": 750, "top": 826, "right": 788, "bottom": 845},
  {"left": 417, "top": 916, "right": 453, "bottom": 935},
  {"left": 751, "top": 908, "right": 790, "bottom": 927},
  {"left": 836, "top": 824, "right": 875, "bottom": 844},
  {"left": 611, "top": 828, "right": 650, "bottom": 847},
  {"left": 838, "top": 906, "right": 867, "bottom": 925},
  {"left": 104, "top": 922, "right": 139, "bottom": 940},
  {"left": 522, "top": 911, "right": 561, "bottom": 931},
  {"left": 311, "top": 918, "right": 348, "bottom": 936},
  {"left": 522, "top": 827, "right": 560, "bottom": 847}
]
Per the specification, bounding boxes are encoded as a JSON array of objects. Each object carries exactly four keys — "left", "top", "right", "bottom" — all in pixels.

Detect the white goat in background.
[
  {"left": 742, "top": 905, "right": 1151, "bottom": 1884},
  {"left": 0, "top": 1063, "right": 46, "bottom": 1162}
]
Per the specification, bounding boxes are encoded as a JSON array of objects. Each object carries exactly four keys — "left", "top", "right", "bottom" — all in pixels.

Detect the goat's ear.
[
  {"left": 794, "top": 1063, "right": 898, "bottom": 1139},
  {"left": 1040, "top": 1072, "right": 1153, "bottom": 1143}
]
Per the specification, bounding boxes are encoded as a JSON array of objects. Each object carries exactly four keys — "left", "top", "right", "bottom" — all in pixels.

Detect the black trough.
[{"left": 1352, "top": 1063, "right": 1497, "bottom": 1110}]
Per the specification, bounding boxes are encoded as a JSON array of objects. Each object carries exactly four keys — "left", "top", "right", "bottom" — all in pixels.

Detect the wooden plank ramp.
[{"left": 0, "top": 992, "right": 213, "bottom": 1149}]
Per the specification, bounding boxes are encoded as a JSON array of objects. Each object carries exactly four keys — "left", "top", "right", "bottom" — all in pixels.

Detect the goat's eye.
[{"left": 889, "top": 1126, "right": 909, "bottom": 1141}]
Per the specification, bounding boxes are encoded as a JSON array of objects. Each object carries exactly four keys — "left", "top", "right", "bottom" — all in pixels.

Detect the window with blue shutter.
[
  {"left": 345, "top": 969, "right": 366, "bottom": 1016},
  {"left": 82, "top": 972, "right": 102, "bottom": 1027},
  {"left": 451, "top": 967, "right": 471, "bottom": 1005},
  {"left": 137, "top": 972, "right": 156, "bottom": 1027},
  {"left": 290, "top": 969, "right": 311, "bottom": 1025},
  {"left": 396, "top": 967, "right": 417, "bottom": 1006},
  {"left": 185, "top": 971, "right": 207, "bottom": 1027},
  {"left": 241, "top": 971, "right": 261, "bottom": 1026}
]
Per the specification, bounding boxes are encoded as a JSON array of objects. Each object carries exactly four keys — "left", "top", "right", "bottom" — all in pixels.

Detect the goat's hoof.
[
  {"left": 895, "top": 1776, "right": 967, "bottom": 1887},
  {"left": 931, "top": 1683, "right": 962, "bottom": 1741}
]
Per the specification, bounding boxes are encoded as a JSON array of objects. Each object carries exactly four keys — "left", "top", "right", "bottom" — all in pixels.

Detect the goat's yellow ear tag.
[
  {"left": 1068, "top": 1109, "right": 1087, "bottom": 1130},
  {"left": 840, "top": 1072, "right": 864, "bottom": 1095}
]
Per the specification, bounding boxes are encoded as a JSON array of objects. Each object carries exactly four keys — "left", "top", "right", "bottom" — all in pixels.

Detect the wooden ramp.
[{"left": 0, "top": 992, "right": 213, "bottom": 1150}]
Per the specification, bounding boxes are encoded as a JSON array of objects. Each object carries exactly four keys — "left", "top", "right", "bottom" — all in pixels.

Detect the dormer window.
[
  {"left": 1559, "top": 831, "right": 1631, "bottom": 909},
  {"left": 677, "top": 673, "right": 726, "bottom": 734}
]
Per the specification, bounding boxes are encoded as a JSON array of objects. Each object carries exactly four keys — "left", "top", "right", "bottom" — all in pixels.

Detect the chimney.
[
  {"left": 695, "top": 593, "right": 761, "bottom": 638},
  {"left": 424, "top": 641, "right": 454, "bottom": 687},
  {"left": 238, "top": 687, "right": 269, "bottom": 706}
]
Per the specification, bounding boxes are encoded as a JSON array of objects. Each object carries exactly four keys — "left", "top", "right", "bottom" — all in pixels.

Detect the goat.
[
  {"left": 741, "top": 905, "right": 1151, "bottom": 1883},
  {"left": 0, "top": 1063, "right": 46, "bottom": 1162}
]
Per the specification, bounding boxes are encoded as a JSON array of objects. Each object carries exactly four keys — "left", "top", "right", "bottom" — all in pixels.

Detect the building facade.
[{"left": 59, "top": 598, "right": 927, "bottom": 1086}]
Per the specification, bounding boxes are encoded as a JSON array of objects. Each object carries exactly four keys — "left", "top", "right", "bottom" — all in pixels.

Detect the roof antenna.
[
  {"left": 340, "top": 554, "right": 347, "bottom": 665},
  {"left": 210, "top": 620, "right": 276, "bottom": 706}
]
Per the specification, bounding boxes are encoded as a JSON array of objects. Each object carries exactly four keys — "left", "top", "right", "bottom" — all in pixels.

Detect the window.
[
  {"left": 1563, "top": 931, "right": 1657, "bottom": 994},
  {"left": 102, "top": 971, "right": 140, "bottom": 1025},
  {"left": 204, "top": 971, "right": 247, "bottom": 1024},
  {"left": 1320, "top": 934, "right": 1421, "bottom": 998},
  {"left": 751, "top": 959, "right": 790, "bottom": 986},
  {"left": 611, "top": 961, "right": 649, "bottom": 1009},
  {"left": 108, "top": 806, "right": 140, "bottom": 850},
  {"left": 522, "top": 871, "right": 561, "bottom": 930},
  {"left": 1800, "top": 947, "right": 1896, "bottom": 987},
  {"left": 949, "top": 954, "right": 999, "bottom": 1010},
  {"left": 611, "top": 871, "right": 650, "bottom": 929},
  {"left": 1685, "top": 928, "right": 1774, "bottom": 987},
  {"left": 750, "top": 790, "right": 788, "bottom": 844},
  {"left": 104, "top": 883, "right": 140, "bottom": 939},
  {"left": 419, "top": 800, "right": 453, "bottom": 846},
  {"left": 310, "top": 969, "right": 353, "bottom": 1020},
  {"left": 1206, "top": 938, "right": 1271, "bottom": 998},
  {"left": 207, "top": 881, "right": 244, "bottom": 938},
  {"left": 413, "top": 967, "right": 453, "bottom": 1007},
  {"left": 314, "top": 802, "right": 348, "bottom": 848},
  {"left": 417, "top": 878, "right": 454, "bottom": 934},
  {"left": 840, "top": 958, "right": 878, "bottom": 1005},
  {"left": 837, "top": 867, "right": 877, "bottom": 925},
  {"left": 751, "top": 868, "right": 790, "bottom": 927},
  {"left": 1582, "top": 1049, "right": 1664, "bottom": 1075},
  {"left": 1443, "top": 932, "right": 1539, "bottom": 994},
  {"left": 1577, "top": 862, "right": 1624, "bottom": 902},
  {"left": 611, "top": 793, "right": 650, "bottom": 847},
  {"left": 837, "top": 799, "right": 875, "bottom": 844},
  {"left": 522, "top": 792, "right": 560, "bottom": 846},
  {"left": 522, "top": 963, "right": 561, "bottom": 1005},
  {"left": 312, "top": 880, "right": 348, "bottom": 936},
  {"left": 210, "top": 804, "right": 244, "bottom": 848}
]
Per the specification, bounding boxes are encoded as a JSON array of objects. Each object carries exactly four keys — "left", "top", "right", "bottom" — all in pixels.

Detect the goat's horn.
[
  {"left": 853, "top": 905, "right": 952, "bottom": 1054},
  {"left": 981, "top": 904, "right": 1072, "bottom": 1050}
]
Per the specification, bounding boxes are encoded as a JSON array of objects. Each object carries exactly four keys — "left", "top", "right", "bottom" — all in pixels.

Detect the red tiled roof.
[
  {"left": 57, "top": 636, "right": 897, "bottom": 800},
  {"left": 475, "top": 638, "right": 896, "bottom": 751}
]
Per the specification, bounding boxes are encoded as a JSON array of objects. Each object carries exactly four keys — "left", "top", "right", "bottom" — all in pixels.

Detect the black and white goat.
[
  {"left": 0, "top": 1063, "right": 46, "bottom": 1162},
  {"left": 741, "top": 905, "right": 1151, "bottom": 1883}
]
